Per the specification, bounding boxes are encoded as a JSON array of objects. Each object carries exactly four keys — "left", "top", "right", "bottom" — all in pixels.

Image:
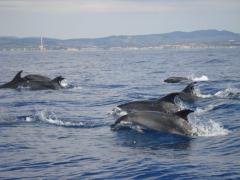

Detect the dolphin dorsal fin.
[
  {"left": 182, "top": 82, "right": 196, "bottom": 94},
  {"left": 12, "top": 70, "right": 23, "bottom": 82},
  {"left": 175, "top": 109, "right": 194, "bottom": 121},
  {"left": 160, "top": 92, "right": 180, "bottom": 103}
]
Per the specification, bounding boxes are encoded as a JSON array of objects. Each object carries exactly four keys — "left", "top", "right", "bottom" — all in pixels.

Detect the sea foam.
[
  {"left": 25, "top": 110, "right": 84, "bottom": 127},
  {"left": 190, "top": 75, "right": 209, "bottom": 82},
  {"left": 190, "top": 116, "right": 230, "bottom": 137}
]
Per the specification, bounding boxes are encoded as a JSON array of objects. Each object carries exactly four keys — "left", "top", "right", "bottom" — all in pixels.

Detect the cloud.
[
  {"left": 0, "top": 0, "right": 239, "bottom": 38},
  {"left": 0, "top": 0, "right": 239, "bottom": 14},
  {"left": 0, "top": 0, "right": 180, "bottom": 13}
]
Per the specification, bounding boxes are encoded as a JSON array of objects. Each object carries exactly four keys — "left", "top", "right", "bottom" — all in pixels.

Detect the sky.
[{"left": 0, "top": 0, "right": 239, "bottom": 39}]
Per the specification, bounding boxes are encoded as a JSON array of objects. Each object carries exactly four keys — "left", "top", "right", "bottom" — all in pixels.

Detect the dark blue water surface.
[{"left": 0, "top": 48, "right": 240, "bottom": 179}]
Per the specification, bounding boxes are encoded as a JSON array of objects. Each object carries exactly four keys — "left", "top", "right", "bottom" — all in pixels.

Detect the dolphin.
[
  {"left": 117, "top": 92, "right": 181, "bottom": 114},
  {"left": 0, "top": 71, "right": 24, "bottom": 89},
  {"left": 0, "top": 70, "right": 66, "bottom": 90},
  {"left": 111, "top": 109, "right": 194, "bottom": 136},
  {"left": 116, "top": 82, "right": 198, "bottom": 113},
  {"left": 164, "top": 76, "right": 189, "bottom": 83},
  {"left": 178, "top": 82, "right": 198, "bottom": 102}
]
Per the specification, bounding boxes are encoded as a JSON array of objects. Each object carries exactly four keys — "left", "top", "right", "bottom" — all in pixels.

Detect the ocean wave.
[
  {"left": 195, "top": 104, "right": 216, "bottom": 114},
  {"left": 70, "top": 86, "right": 83, "bottom": 90},
  {"left": 193, "top": 86, "right": 213, "bottom": 98},
  {"left": 25, "top": 110, "right": 84, "bottom": 127},
  {"left": 194, "top": 86, "right": 240, "bottom": 99},
  {"left": 214, "top": 88, "right": 240, "bottom": 99}
]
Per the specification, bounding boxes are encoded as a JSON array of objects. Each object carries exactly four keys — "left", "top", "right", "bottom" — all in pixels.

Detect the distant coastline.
[{"left": 0, "top": 29, "right": 240, "bottom": 51}]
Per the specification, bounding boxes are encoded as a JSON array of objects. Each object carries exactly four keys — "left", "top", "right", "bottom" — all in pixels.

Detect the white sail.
[{"left": 39, "top": 37, "right": 46, "bottom": 51}]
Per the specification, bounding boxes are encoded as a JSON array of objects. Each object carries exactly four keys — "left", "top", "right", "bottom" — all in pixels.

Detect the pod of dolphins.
[
  {"left": 111, "top": 82, "right": 198, "bottom": 136},
  {"left": 1, "top": 71, "right": 198, "bottom": 136}
]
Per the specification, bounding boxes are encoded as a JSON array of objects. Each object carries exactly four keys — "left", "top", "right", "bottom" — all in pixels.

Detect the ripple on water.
[{"left": 0, "top": 49, "right": 239, "bottom": 179}]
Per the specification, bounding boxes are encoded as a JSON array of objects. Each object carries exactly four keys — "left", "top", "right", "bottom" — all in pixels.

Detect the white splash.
[
  {"left": 190, "top": 116, "right": 230, "bottom": 137},
  {"left": 174, "top": 97, "right": 189, "bottom": 110},
  {"left": 25, "top": 116, "right": 33, "bottom": 122},
  {"left": 130, "top": 124, "right": 145, "bottom": 133},
  {"left": 110, "top": 107, "right": 128, "bottom": 116},
  {"left": 214, "top": 87, "right": 240, "bottom": 98},
  {"left": 194, "top": 87, "right": 213, "bottom": 98},
  {"left": 113, "top": 120, "right": 145, "bottom": 133},
  {"left": 25, "top": 110, "right": 84, "bottom": 127},
  {"left": 190, "top": 75, "right": 209, "bottom": 82},
  {"left": 60, "top": 79, "right": 68, "bottom": 88},
  {"left": 193, "top": 87, "right": 240, "bottom": 99}
]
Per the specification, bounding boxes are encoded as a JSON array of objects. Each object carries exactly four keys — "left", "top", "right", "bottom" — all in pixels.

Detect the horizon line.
[{"left": 0, "top": 29, "right": 239, "bottom": 40}]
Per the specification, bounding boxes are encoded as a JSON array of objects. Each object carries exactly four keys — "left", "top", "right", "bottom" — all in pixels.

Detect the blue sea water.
[{"left": 0, "top": 48, "right": 240, "bottom": 179}]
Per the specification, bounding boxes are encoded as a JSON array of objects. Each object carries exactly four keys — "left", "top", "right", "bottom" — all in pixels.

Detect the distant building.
[{"left": 67, "top": 48, "right": 79, "bottom": 52}]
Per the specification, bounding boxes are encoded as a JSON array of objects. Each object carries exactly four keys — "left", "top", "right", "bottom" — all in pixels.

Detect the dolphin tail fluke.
[
  {"left": 160, "top": 92, "right": 180, "bottom": 103},
  {"left": 110, "top": 115, "right": 128, "bottom": 130},
  {"left": 175, "top": 109, "right": 194, "bottom": 121}
]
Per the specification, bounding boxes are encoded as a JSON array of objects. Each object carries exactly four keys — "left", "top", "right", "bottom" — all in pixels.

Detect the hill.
[{"left": 0, "top": 29, "right": 240, "bottom": 50}]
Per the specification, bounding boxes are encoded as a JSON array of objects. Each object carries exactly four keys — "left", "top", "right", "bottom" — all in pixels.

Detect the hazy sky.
[{"left": 0, "top": 0, "right": 239, "bottom": 39}]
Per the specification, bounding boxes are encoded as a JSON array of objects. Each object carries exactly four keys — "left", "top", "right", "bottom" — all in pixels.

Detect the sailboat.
[{"left": 39, "top": 37, "right": 46, "bottom": 51}]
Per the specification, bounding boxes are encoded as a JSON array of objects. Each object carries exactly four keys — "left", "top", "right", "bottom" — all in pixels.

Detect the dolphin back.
[
  {"left": 159, "top": 92, "right": 180, "bottom": 103},
  {"left": 182, "top": 82, "right": 196, "bottom": 94},
  {"left": 24, "top": 74, "right": 51, "bottom": 81}
]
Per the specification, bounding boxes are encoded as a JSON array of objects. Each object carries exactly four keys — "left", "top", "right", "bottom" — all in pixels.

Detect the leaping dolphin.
[
  {"left": 164, "top": 76, "right": 189, "bottom": 83},
  {"left": 178, "top": 82, "right": 198, "bottom": 102},
  {"left": 117, "top": 92, "right": 181, "bottom": 114},
  {"left": 0, "top": 70, "right": 66, "bottom": 90},
  {"left": 111, "top": 109, "right": 194, "bottom": 136},
  {"left": 116, "top": 82, "right": 198, "bottom": 114}
]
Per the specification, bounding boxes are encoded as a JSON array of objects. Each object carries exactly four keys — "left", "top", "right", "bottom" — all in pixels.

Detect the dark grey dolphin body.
[
  {"left": 117, "top": 82, "right": 198, "bottom": 114},
  {"left": 0, "top": 70, "right": 66, "bottom": 90},
  {"left": 24, "top": 74, "right": 51, "bottom": 81},
  {"left": 178, "top": 82, "right": 198, "bottom": 102},
  {"left": 111, "top": 109, "right": 194, "bottom": 136},
  {"left": 164, "top": 76, "right": 189, "bottom": 83},
  {"left": 118, "top": 93, "right": 181, "bottom": 114}
]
